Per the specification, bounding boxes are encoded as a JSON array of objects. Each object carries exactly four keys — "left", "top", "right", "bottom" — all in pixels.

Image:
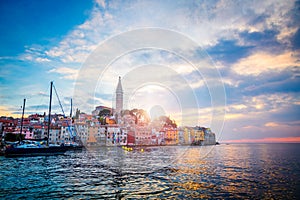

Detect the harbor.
[
  {"left": 0, "top": 1, "right": 299, "bottom": 199},
  {"left": 0, "top": 77, "right": 217, "bottom": 155},
  {"left": 1, "top": 144, "right": 299, "bottom": 199}
]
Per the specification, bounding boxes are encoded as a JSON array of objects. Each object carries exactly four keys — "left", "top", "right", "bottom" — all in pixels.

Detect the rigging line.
[
  {"left": 53, "top": 84, "right": 65, "bottom": 116},
  {"left": 53, "top": 83, "right": 75, "bottom": 139}
]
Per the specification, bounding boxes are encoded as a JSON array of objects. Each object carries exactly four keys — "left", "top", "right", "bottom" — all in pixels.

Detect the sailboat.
[{"left": 4, "top": 82, "right": 69, "bottom": 157}]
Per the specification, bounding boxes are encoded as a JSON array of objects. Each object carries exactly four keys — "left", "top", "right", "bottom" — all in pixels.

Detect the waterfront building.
[
  {"left": 12, "top": 128, "right": 34, "bottom": 140},
  {"left": 194, "top": 128, "right": 204, "bottom": 145},
  {"left": 127, "top": 130, "right": 135, "bottom": 145},
  {"left": 31, "top": 125, "right": 44, "bottom": 139},
  {"left": 135, "top": 124, "right": 151, "bottom": 145},
  {"left": 151, "top": 128, "right": 157, "bottom": 145},
  {"left": 78, "top": 113, "right": 93, "bottom": 122},
  {"left": 74, "top": 121, "right": 88, "bottom": 145},
  {"left": 151, "top": 128, "right": 164, "bottom": 145},
  {"left": 48, "top": 127, "right": 61, "bottom": 144},
  {"left": 60, "top": 124, "right": 76, "bottom": 144},
  {"left": 184, "top": 127, "right": 205, "bottom": 145},
  {"left": 87, "top": 122, "right": 99, "bottom": 146},
  {"left": 177, "top": 127, "right": 185, "bottom": 145},
  {"left": 120, "top": 113, "right": 136, "bottom": 144},
  {"left": 97, "top": 125, "right": 107, "bottom": 145},
  {"left": 75, "top": 121, "right": 127, "bottom": 146},
  {"left": 28, "top": 113, "right": 45, "bottom": 124},
  {"left": 105, "top": 124, "right": 127, "bottom": 146},
  {"left": 202, "top": 128, "right": 216, "bottom": 145},
  {"left": 119, "top": 127, "right": 128, "bottom": 145},
  {"left": 1, "top": 117, "right": 18, "bottom": 133},
  {"left": 158, "top": 129, "right": 166, "bottom": 145},
  {"left": 24, "top": 129, "right": 34, "bottom": 139},
  {"left": 164, "top": 125, "right": 178, "bottom": 145}
]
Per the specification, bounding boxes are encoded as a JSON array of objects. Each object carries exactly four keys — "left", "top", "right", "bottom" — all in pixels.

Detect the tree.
[
  {"left": 74, "top": 108, "right": 80, "bottom": 119},
  {"left": 127, "top": 108, "right": 150, "bottom": 124},
  {"left": 158, "top": 116, "right": 177, "bottom": 128},
  {"left": 99, "top": 116, "right": 106, "bottom": 125},
  {"left": 98, "top": 109, "right": 112, "bottom": 125},
  {"left": 98, "top": 109, "right": 111, "bottom": 117}
]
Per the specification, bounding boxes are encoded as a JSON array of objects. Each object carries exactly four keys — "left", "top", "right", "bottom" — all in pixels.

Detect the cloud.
[
  {"left": 95, "top": 0, "right": 106, "bottom": 8},
  {"left": 16, "top": 0, "right": 298, "bottom": 69},
  {"left": 264, "top": 122, "right": 280, "bottom": 127},
  {"left": 35, "top": 57, "right": 50, "bottom": 62},
  {"left": 0, "top": 105, "right": 17, "bottom": 117},
  {"left": 2, "top": 0, "right": 299, "bottom": 143},
  {"left": 48, "top": 67, "right": 79, "bottom": 80},
  {"left": 222, "top": 137, "right": 300, "bottom": 143},
  {"left": 232, "top": 51, "right": 300, "bottom": 76}
]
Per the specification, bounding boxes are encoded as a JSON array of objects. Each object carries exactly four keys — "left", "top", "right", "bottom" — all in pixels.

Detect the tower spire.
[
  {"left": 116, "top": 76, "right": 123, "bottom": 93},
  {"left": 116, "top": 76, "right": 123, "bottom": 114}
]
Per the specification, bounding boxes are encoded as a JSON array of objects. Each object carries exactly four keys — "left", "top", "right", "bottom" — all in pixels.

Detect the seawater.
[{"left": 0, "top": 143, "right": 299, "bottom": 199}]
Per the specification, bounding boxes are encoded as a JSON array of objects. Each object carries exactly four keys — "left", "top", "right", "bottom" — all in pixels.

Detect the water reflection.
[{"left": 0, "top": 144, "right": 299, "bottom": 199}]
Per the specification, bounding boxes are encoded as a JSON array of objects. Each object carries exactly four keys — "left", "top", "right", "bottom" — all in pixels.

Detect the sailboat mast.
[
  {"left": 70, "top": 98, "right": 72, "bottom": 117},
  {"left": 19, "top": 98, "right": 26, "bottom": 142},
  {"left": 47, "top": 81, "right": 53, "bottom": 146}
]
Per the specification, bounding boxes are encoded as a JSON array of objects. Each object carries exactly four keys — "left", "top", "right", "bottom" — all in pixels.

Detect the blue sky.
[{"left": 0, "top": 0, "right": 299, "bottom": 142}]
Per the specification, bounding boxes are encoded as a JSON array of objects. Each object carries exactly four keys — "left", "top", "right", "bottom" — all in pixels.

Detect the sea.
[{"left": 0, "top": 143, "right": 299, "bottom": 199}]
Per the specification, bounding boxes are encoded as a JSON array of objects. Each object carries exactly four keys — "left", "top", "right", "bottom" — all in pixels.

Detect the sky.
[{"left": 0, "top": 0, "right": 299, "bottom": 143}]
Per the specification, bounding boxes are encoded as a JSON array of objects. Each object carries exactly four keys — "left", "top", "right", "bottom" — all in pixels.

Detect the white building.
[{"left": 75, "top": 122, "right": 88, "bottom": 145}]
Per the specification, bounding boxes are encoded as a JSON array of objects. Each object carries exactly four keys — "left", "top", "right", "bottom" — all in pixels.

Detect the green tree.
[
  {"left": 74, "top": 108, "right": 80, "bottom": 119},
  {"left": 99, "top": 116, "right": 106, "bottom": 125},
  {"left": 98, "top": 109, "right": 111, "bottom": 117}
]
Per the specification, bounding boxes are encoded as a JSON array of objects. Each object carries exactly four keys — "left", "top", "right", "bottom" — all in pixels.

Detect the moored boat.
[
  {"left": 4, "top": 82, "right": 69, "bottom": 157},
  {"left": 4, "top": 145, "right": 68, "bottom": 157}
]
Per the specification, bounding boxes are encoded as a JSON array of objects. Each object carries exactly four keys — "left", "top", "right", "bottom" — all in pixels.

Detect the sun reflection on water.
[{"left": 0, "top": 144, "right": 299, "bottom": 199}]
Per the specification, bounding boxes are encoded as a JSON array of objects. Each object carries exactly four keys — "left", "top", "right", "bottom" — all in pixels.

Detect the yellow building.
[
  {"left": 183, "top": 127, "right": 205, "bottom": 145},
  {"left": 183, "top": 127, "right": 191, "bottom": 144},
  {"left": 164, "top": 126, "right": 178, "bottom": 145}
]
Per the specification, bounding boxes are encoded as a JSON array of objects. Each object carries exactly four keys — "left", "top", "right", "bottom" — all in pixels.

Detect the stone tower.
[{"left": 115, "top": 76, "right": 123, "bottom": 114}]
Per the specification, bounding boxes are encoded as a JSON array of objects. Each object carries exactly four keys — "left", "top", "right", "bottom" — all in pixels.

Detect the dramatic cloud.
[
  {"left": 1, "top": 0, "right": 299, "bottom": 142},
  {"left": 232, "top": 51, "right": 300, "bottom": 76}
]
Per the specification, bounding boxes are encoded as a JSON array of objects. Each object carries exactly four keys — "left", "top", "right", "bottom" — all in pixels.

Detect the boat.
[
  {"left": 4, "top": 144, "right": 68, "bottom": 157},
  {"left": 4, "top": 82, "right": 69, "bottom": 157},
  {"left": 63, "top": 141, "right": 84, "bottom": 150}
]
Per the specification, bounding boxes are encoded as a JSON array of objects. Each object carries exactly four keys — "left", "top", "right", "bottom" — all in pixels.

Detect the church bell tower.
[{"left": 115, "top": 76, "right": 123, "bottom": 114}]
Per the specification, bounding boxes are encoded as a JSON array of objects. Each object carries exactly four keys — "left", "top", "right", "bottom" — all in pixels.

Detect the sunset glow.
[{"left": 0, "top": 0, "right": 299, "bottom": 142}]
